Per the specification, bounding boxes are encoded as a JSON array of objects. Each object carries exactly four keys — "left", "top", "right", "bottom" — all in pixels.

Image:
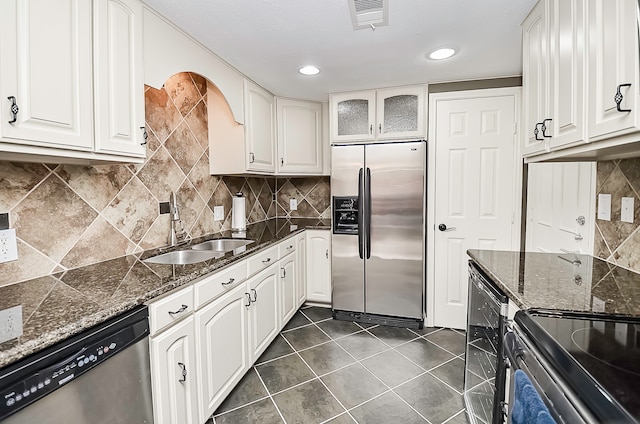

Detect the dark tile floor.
[{"left": 210, "top": 306, "right": 468, "bottom": 424}]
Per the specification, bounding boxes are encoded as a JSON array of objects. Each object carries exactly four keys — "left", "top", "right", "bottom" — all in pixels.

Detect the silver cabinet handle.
[
  {"left": 250, "top": 288, "right": 257, "bottom": 302},
  {"left": 140, "top": 126, "right": 148, "bottom": 145},
  {"left": 7, "top": 96, "right": 18, "bottom": 124},
  {"left": 177, "top": 362, "right": 187, "bottom": 383},
  {"left": 245, "top": 292, "right": 252, "bottom": 307},
  {"left": 168, "top": 304, "right": 188, "bottom": 315},
  {"left": 326, "top": 249, "right": 329, "bottom": 259},
  {"left": 534, "top": 123, "right": 543, "bottom": 141},
  {"left": 286, "top": 245, "right": 293, "bottom": 250},
  {"left": 249, "top": 152, "right": 255, "bottom": 163},
  {"left": 615, "top": 83, "right": 632, "bottom": 112},
  {"left": 281, "top": 267, "right": 286, "bottom": 279},
  {"left": 222, "top": 278, "right": 235, "bottom": 286},
  {"left": 262, "top": 258, "right": 271, "bottom": 264}
]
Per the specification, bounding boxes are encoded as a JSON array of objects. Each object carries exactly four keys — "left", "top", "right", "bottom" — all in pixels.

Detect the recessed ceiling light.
[
  {"left": 299, "top": 65, "right": 320, "bottom": 76},
  {"left": 428, "top": 48, "right": 456, "bottom": 60}
]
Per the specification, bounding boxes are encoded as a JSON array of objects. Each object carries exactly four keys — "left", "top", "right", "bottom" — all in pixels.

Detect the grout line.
[
  {"left": 441, "top": 409, "right": 467, "bottom": 423},
  {"left": 252, "top": 364, "right": 289, "bottom": 424},
  {"left": 212, "top": 392, "right": 271, "bottom": 417}
]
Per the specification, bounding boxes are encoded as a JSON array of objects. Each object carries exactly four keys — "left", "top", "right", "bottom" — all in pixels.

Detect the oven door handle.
[{"left": 504, "top": 331, "right": 525, "bottom": 370}]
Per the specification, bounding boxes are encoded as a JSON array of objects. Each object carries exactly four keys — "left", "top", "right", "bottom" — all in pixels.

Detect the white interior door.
[
  {"left": 526, "top": 162, "right": 596, "bottom": 253},
  {"left": 431, "top": 90, "right": 519, "bottom": 330}
]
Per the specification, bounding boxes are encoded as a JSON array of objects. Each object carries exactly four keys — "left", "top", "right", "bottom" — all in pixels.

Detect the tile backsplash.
[
  {"left": 0, "top": 72, "right": 329, "bottom": 287},
  {"left": 594, "top": 158, "right": 640, "bottom": 272}
]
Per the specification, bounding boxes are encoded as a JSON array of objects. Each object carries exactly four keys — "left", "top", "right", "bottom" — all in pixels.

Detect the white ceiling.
[{"left": 142, "top": 0, "right": 537, "bottom": 102}]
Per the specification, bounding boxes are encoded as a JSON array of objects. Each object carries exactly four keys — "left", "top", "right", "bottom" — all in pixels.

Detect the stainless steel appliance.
[
  {"left": 504, "top": 310, "right": 640, "bottom": 423},
  {"left": 331, "top": 140, "right": 425, "bottom": 327},
  {"left": 0, "top": 306, "right": 153, "bottom": 423},
  {"left": 464, "top": 262, "right": 509, "bottom": 424}
]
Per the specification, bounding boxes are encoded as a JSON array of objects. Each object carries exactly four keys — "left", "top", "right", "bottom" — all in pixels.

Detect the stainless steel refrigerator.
[{"left": 331, "top": 140, "right": 425, "bottom": 327}]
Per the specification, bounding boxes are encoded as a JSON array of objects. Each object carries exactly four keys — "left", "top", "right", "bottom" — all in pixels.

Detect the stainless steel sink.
[
  {"left": 191, "top": 239, "right": 255, "bottom": 252},
  {"left": 143, "top": 249, "right": 224, "bottom": 265}
]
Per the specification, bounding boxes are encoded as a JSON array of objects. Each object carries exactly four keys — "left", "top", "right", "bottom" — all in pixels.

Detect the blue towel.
[{"left": 511, "top": 369, "right": 557, "bottom": 424}]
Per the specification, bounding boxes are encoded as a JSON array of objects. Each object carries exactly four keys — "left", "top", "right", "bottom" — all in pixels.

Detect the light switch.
[
  {"left": 290, "top": 198, "right": 297, "bottom": 211},
  {"left": 0, "top": 229, "right": 18, "bottom": 263},
  {"left": 598, "top": 194, "right": 611, "bottom": 221},
  {"left": 622, "top": 197, "right": 634, "bottom": 223},
  {"left": 213, "top": 206, "right": 224, "bottom": 221}
]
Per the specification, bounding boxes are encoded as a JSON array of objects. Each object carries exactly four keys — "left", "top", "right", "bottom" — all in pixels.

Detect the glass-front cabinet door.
[
  {"left": 331, "top": 91, "right": 375, "bottom": 142},
  {"left": 376, "top": 86, "right": 425, "bottom": 140}
]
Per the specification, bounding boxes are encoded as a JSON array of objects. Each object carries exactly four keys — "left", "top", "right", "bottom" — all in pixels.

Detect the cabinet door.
[
  {"left": 93, "top": 0, "right": 146, "bottom": 157},
  {"left": 296, "top": 234, "right": 307, "bottom": 308},
  {"left": 276, "top": 98, "right": 322, "bottom": 174},
  {"left": 195, "top": 283, "right": 249, "bottom": 422},
  {"left": 0, "top": 0, "right": 93, "bottom": 150},
  {"left": 150, "top": 317, "right": 198, "bottom": 424},
  {"left": 331, "top": 91, "right": 375, "bottom": 142},
  {"left": 306, "top": 230, "right": 332, "bottom": 304},
  {"left": 548, "top": 0, "right": 586, "bottom": 150},
  {"left": 376, "top": 86, "right": 425, "bottom": 140},
  {"left": 279, "top": 255, "right": 296, "bottom": 326},
  {"left": 244, "top": 79, "right": 276, "bottom": 172},
  {"left": 588, "top": 0, "right": 640, "bottom": 140},
  {"left": 247, "top": 265, "right": 279, "bottom": 361},
  {"left": 522, "top": 0, "right": 550, "bottom": 156}
]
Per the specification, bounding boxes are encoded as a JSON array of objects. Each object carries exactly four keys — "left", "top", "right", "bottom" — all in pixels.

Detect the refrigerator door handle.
[
  {"left": 365, "top": 167, "right": 372, "bottom": 259},
  {"left": 358, "top": 167, "right": 364, "bottom": 259}
]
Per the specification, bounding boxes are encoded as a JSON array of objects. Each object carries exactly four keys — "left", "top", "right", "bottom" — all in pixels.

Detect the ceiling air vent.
[{"left": 348, "top": 0, "right": 388, "bottom": 31}]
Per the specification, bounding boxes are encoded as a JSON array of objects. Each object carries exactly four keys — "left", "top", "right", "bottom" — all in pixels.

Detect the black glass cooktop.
[{"left": 516, "top": 311, "right": 640, "bottom": 423}]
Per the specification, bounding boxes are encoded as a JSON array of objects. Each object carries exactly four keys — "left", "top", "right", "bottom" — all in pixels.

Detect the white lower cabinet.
[
  {"left": 195, "top": 282, "right": 248, "bottom": 423},
  {"left": 306, "top": 230, "right": 332, "bottom": 304},
  {"left": 279, "top": 253, "right": 297, "bottom": 325},
  {"left": 149, "top": 316, "right": 199, "bottom": 424},
  {"left": 247, "top": 264, "right": 280, "bottom": 362},
  {"left": 149, "top": 235, "right": 316, "bottom": 423},
  {"left": 296, "top": 233, "right": 307, "bottom": 308}
]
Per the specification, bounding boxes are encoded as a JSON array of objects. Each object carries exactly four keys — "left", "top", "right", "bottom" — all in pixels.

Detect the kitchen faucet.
[{"left": 168, "top": 192, "right": 188, "bottom": 246}]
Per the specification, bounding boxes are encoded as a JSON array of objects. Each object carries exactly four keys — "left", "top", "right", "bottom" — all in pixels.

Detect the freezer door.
[
  {"left": 365, "top": 141, "right": 425, "bottom": 319},
  {"left": 331, "top": 145, "right": 365, "bottom": 313}
]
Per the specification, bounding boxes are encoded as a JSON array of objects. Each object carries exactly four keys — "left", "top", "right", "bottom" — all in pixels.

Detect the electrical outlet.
[
  {"left": 213, "top": 206, "right": 224, "bottom": 221},
  {"left": 290, "top": 198, "right": 297, "bottom": 211},
  {"left": 159, "top": 202, "right": 170, "bottom": 215},
  {"left": 598, "top": 194, "right": 611, "bottom": 221},
  {"left": 0, "top": 229, "right": 18, "bottom": 263},
  {"left": 621, "top": 197, "right": 634, "bottom": 223},
  {"left": 0, "top": 305, "right": 22, "bottom": 344}
]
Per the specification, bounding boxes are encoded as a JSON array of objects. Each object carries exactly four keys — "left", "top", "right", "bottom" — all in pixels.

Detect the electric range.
[{"left": 514, "top": 309, "right": 640, "bottom": 423}]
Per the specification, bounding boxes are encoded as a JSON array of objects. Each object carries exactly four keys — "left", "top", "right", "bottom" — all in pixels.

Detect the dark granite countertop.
[
  {"left": 467, "top": 249, "right": 640, "bottom": 317},
  {"left": 0, "top": 218, "right": 330, "bottom": 369}
]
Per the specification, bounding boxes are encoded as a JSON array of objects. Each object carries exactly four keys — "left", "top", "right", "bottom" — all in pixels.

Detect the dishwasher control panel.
[{"left": 0, "top": 318, "right": 147, "bottom": 419}]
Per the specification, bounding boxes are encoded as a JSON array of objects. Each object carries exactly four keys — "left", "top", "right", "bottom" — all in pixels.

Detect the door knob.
[
  {"left": 576, "top": 215, "right": 585, "bottom": 226},
  {"left": 438, "top": 224, "right": 456, "bottom": 232}
]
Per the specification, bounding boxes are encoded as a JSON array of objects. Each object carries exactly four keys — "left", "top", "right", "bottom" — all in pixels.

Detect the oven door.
[{"left": 504, "top": 328, "right": 593, "bottom": 424}]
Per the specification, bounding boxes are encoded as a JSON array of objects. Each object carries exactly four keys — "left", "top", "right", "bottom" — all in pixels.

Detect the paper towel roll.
[{"left": 232, "top": 192, "right": 246, "bottom": 231}]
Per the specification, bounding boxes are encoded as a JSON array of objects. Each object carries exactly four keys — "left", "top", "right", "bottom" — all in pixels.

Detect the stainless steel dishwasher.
[{"left": 0, "top": 306, "right": 153, "bottom": 423}]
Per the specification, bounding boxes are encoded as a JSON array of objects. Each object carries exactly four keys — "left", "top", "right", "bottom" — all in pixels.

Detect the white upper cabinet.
[
  {"left": 331, "top": 90, "right": 376, "bottom": 141},
  {"left": 330, "top": 85, "right": 426, "bottom": 143},
  {"left": 587, "top": 0, "right": 640, "bottom": 141},
  {"left": 548, "top": 0, "right": 586, "bottom": 150},
  {"left": 0, "top": 0, "right": 94, "bottom": 151},
  {"left": 244, "top": 79, "right": 276, "bottom": 173},
  {"left": 523, "top": 0, "right": 640, "bottom": 161},
  {"left": 93, "top": 0, "right": 146, "bottom": 157},
  {"left": 276, "top": 98, "right": 322, "bottom": 174},
  {"left": 376, "top": 86, "right": 426, "bottom": 140},
  {"left": 0, "top": 0, "right": 146, "bottom": 163}
]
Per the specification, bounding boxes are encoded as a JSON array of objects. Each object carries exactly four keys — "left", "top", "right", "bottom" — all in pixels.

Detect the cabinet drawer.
[
  {"left": 149, "top": 286, "right": 194, "bottom": 335},
  {"left": 278, "top": 239, "right": 296, "bottom": 258},
  {"left": 247, "top": 245, "right": 278, "bottom": 276},
  {"left": 194, "top": 261, "right": 248, "bottom": 309}
]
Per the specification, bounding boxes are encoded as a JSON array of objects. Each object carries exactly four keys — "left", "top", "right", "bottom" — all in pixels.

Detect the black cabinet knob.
[{"left": 438, "top": 224, "right": 447, "bottom": 231}]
